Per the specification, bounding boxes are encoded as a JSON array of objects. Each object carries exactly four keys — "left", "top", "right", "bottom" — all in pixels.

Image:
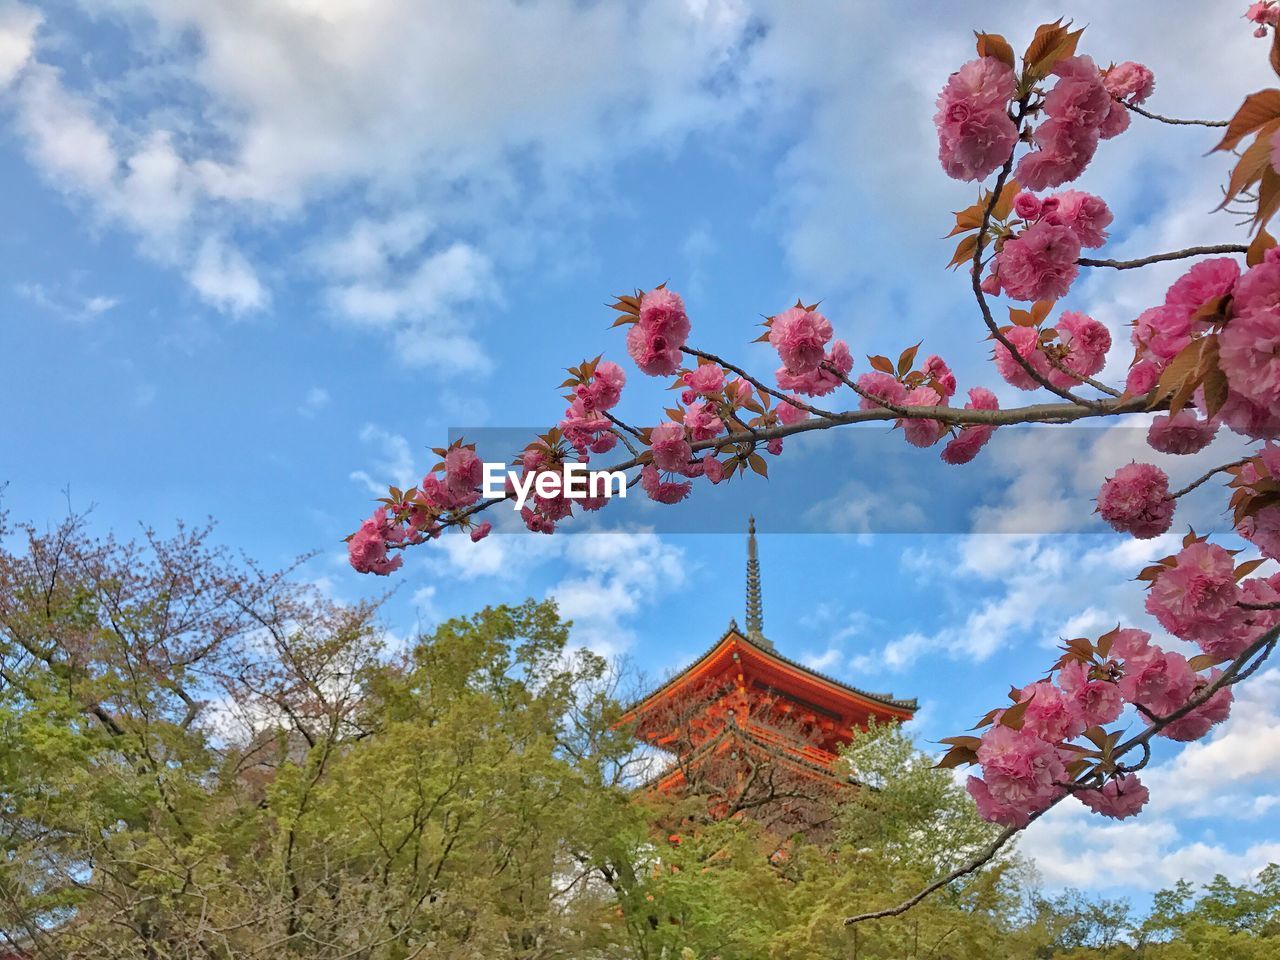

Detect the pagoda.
[{"left": 623, "top": 519, "right": 916, "bottom": 832}]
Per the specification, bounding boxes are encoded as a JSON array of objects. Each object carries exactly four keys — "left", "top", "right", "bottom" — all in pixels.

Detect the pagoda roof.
[
  {"left": 624, "top": 624, "right": 917, "bottom": 721},
  {"left": 638, "top": 719, "right": 854, "bottom": 791}
]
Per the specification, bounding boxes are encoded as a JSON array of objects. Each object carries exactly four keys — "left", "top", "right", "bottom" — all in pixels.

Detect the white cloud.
[
  {"left": 188, "top": 236, "right": 268, "bottom": 315},
  {"left": 348, "top": 424, "right": 417, "bottom": 495},
  {"left": 0, "top": 3, "right": 39, "bottom": 88},
  {"left": 15, "top": 281, "right": 118, "bottom": 321},
  {"left": 298, "top": 386, "right": 330, "bottom": 418}
]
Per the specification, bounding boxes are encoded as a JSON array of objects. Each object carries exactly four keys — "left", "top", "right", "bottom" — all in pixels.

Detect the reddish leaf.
[
  {"left": 975, "top": 31, "right": 1016, "bottom": 70},
  {"left": 1215, "top": 89, "right": 1280, "bottom": 153}
]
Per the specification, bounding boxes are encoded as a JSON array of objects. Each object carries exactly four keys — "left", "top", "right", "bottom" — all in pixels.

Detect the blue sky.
[{"left": 2, "top": 0, "right": 1279, "bottom": 909}]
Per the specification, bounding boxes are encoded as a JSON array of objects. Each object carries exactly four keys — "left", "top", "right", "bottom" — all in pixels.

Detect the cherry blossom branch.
[
  {"left": 397, "top": 390, "right": 1159, "bottom": 542},
  {"left": 1078, "top": 244, "right": 1248, "bottom": 271},
  {"left": 1121, "top": 100, "right": 1229, "bottom": 128},
  {"left": 970, "top": 102, "right": 1104, "bottom": 411},
  {"left": 1170, "top": 457, "right": 1253, "bottom": 499},
  {"left": 681, "top": 347, "right": 842, "bottom": 420},
  {"left": 1044, "top": 354, "right": 1123, "bottom": 398},
  {"left": 843, "top": 623, "right": 1280, "bottom": 928}
]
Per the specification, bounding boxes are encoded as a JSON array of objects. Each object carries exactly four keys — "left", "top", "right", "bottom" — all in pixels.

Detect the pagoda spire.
[{"left": 745, "top": 517, "right": 772, "bottom": 648}]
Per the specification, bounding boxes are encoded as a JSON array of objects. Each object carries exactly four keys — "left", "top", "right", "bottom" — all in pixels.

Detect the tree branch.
[
  {"left": 1079, "top": 244, "right": 1247, "bottom": 271},
  {"left": 1122, "top": 100, "right": 1229, "bottom": 128},
  {"left": 843, "top": 623, "right": 1280, "bottom": 926}
]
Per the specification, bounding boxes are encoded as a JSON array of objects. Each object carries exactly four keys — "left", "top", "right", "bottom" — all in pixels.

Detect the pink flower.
[
  {"left": 470, "top": 521, "right": 492, "bottom": 543},
  {"left": 981, "top": 269, "right": 1002, "bottom": 295},
  {"left": 1013, "top": 191, "right": 1042, "bottom": 220},
  {"left": 1044, "top": 56, "right": 1112, "bottom": 126},
  {"left": 1077, "top": 774, "right": 1149, "bottom": 820},
  {"left": 701, "top": 454, "right": 725, "bottom": 484},
  {"left": 348, "top": 508, "right": 404, "bottom": 576},
  {"left": 1248, "top": 1, "right": 1280, "bottom": 33},
  {"left": 627, "top": 287, "right": 690, "bottom": 377},
  {"left": 1019, "top": 680, "right": 1087, "bottom": 743},
  {"left": 1118, "top": 641, "right": 1198, "bottom": 717},
  {"left": 1103, "top": 62, "right": 1156, "bottom": 104},
  {"left": 941, "top": 386, "right": 1000, "bottom": 465},
  {"left": 1145, "top": 541, "right": 1242, "bottom": 645},
  {"left": 638, "top": 286, "right": 690, "bottom": 339},
  {"left": 1050, "top": 311, "right": 1111, "bottom": 387},
  {"left": 934, "top": 57, "right": 1019, "bottom": 182},
  {"left": 444, "top": 447, "right": 484, "bottom": 500},
  {"left": 777, "top": 396, "right": 808, "bottom": 426},
  {"left": 1097, "top": 462, "right": 1174, "bottom": 539},
  {"left": 1041, "top": 190, "right": 1112, "bottom": 249},
  {"left": 649, "top": 420, "right": 692, "bottom": 473},
  {"left": 776, "top": 339, "right": 852, "bottom": 396},
  {"left": 1017, "top": 57, "right": 1112, "bottom": 182},
  {"left": 923, "top": 355, "right": 957, "bottom": 400},
  {"left": 640, "top": 464, "right": 691, "bottom": 504},
  {"left": 995, "top": 221, "right": 1081, "bottom": 301},
  {"left": 766, "top": 437, "right": 783, "bottom": 456},
  {"left": 972, "top": 724, "right": 1068, "bottom": 826},
  {"left": 681, "top": 362, "right": 725, "bottom": 397},
  {"left": 1016, "top": 118, "right": 1100, "bottom": 190},
  {"left": 1219, "top": 309, "right": 1280, "bottom": 412},
  {"left": 857, "top": 371, "right": 908, "bottom": 410},
  {"left": 1147, "top": 410, "right": 1218, "bottom": 455},
  {"left": 769, "top": 306, "right": 833, "bottom": 374},
  {"left": 1238, "top": 456, "right": 1280, "bottom": 560},
  {"left": 899, "top": 385, "right": 946, "bottom": 448},
  {"left": 967, "top": 775, "right": 1028, "bottom": 827},
  {"left": 683, "top": 401, "right": 724, "bottom": 442},
  {"left": 1165, "top": 258, "right": 1239, "bottom": 313},
  {"left": 577, "top": 360, "right": 626, "bottom": 412},
  {"left": 520, "top": 506, "right": 556, "bottom": 534},
  {"left": 1097, "top": 101, "right": 1130, "bottom": 140},
  {"left": 1132, "top": 304, "right": 1194, "bottom": 361},
  {"left": 1161, "top": 673, "right": 1234, "bottom": 742},
  {"left": 994, "top": 325, "right": 1052, "bottom": 391},
  {"left": 1126, "top": 359, "right": 1161, "bottom": 396},
  {"left": 1057, "top": 660, "right": 1124, "bottom": 727},
  {"left": 1214, "top": 387, "right": 1280, "bottom": 441}
]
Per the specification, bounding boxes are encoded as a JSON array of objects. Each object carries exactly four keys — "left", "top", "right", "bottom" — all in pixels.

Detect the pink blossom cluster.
[
  {"left": 348, "top": 445, "right": 491, "bottom": 574},
  {"left": 1236, "top": 445, "right": 1280, "bottom": 560},
  {"left": 515, "top": 444, "right": 610, "bottom": 534},
  {"left": 1129, "top": 255, "right": 1280, "bottom": 442},
  {"left": 966, "top": 616, "right": 1253, "bottom": 827},
  {"left": 1147, "top": 410, "right": 1218, "bottom": 456},
  {"left": 989, "top": 191, "right": 1112, "bottom": 302},
  {"left": 1146, "top": 540, "right": 1280, "bottom": 660},
  {"left": 560, "top": 360, "right": 626, "bottom": 455},
  {"left": 1096, "top": 462, "right": 1174, "bottom": 539},
  {"left": 994, "top": 312, "right": 1111, "bottom": 390},
  {"left": 638, "top": 370, "right": 782, "bottom": 505},
  {"left": 1016, "top": 56, "right": 1135, "bottom": 191},
  {"left": 941, "top": 387, "right": 1000, "bottom": 464},
  {"left": 627, "top": 287, "right": 690, "bottom": 377},
  {"left": 768, "top": 307, "right": 853, "bottom": 397},
  {"left": 1247, "top": 1, "right": 1280, "bottom": 37},
  {"left": 1219, "top": 256, "right": 1280, "bottom": 427},
  {"left": 934, "top": 57, "right": 1019, "bottom": 182}
]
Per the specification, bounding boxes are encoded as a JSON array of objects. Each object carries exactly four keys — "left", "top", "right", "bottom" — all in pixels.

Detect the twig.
[
  {"left": 682, "top": 346, "right": 842, "bottom": 421},
  {"left": 1079, "top": 244, "right": 1247, "bottom": 271},
  {"left": 1170, "top": 457, "right": 1251, "bottom": 499},
  {"left": 1122, "top": 100, "right": 1229, "bottom": 128}
]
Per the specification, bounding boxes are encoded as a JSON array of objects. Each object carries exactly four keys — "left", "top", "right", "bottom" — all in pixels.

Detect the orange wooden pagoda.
[{"left": 623, "top": 519, "right": 916, "bottom": 822}]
